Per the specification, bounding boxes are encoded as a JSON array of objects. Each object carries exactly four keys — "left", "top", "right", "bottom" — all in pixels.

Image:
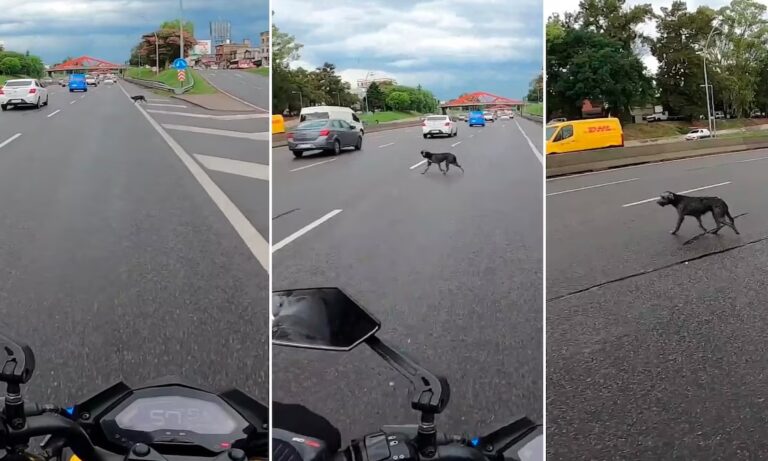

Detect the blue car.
[
  {"left": 468, "top": 111, "right": 485, "bottom": 127},
  {"left": 68, "top": 74, "right": 87, "bottom": 92}
]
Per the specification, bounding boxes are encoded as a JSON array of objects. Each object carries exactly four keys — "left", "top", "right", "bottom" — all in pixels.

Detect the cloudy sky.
[
  {"left": 274, "top": 0, "right": 544, "bottom": 101},
  {"left": 0, "top": 0, "right": 269, "bottom": 65},
  {"left": 546, "top": 0, "right": 733, "bottom": 74}
]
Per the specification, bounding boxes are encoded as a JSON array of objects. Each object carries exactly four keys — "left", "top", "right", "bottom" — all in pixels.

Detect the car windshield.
[
  {"left": 297, "top": 120, "right": 328, "bottom": 130},
  {"left": 4, "top": 80, "right": 33, "bottom": 87},
  {"left": 546, "top": 126, "right": 557, "bottom": 140}
]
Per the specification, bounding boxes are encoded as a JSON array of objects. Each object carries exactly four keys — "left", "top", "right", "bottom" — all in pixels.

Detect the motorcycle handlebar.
[{"left": 4, "top": 413, "right": 105, "bottom": 461}]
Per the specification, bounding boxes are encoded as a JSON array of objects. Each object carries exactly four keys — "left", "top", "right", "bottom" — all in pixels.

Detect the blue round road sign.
[{"left": 173, "top": 58, "right": 188, "bottom": 70}]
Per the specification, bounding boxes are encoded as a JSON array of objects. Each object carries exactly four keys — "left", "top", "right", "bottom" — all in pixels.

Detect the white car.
[
  {"left": 0, "top": 79, "right": 49, "bottom": 111},
  {"left": 500, "top": 114, "right": 510, "bottom": 120},
  {"left": 483, "top": 112, "right": 495, "bottom": 122},
  {"left": 85, "top": 75, "right": 98, "bottom": 86},
  {"left": 422, "top": 115, "right": 458, "bottom": 138},
  {"left": 685, "top": 128, "right": 711, "bottom": 140}
]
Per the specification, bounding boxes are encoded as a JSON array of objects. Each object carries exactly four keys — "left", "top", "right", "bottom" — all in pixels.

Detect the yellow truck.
[{"left": 546, "top": 118, "right": 624, "bottom": 155}]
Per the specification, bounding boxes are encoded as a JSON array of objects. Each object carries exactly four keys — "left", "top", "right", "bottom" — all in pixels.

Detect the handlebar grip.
[{"left": 7, "top": 414, "right": 104, "bottom": 461}]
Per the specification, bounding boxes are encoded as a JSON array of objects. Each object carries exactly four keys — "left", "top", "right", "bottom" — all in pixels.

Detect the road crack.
[
  {"left": 273, "top": 208, "right": 300, "bottom": 220},
  {"left": 548, "top": 233, "right": 768, "bottom": 302}
]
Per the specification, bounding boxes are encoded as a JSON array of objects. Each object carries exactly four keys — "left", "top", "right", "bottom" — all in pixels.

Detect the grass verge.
[
  {"left": 360, "top": 111, "right": 421, "bottom": 124},
  {"left": 124, "top": 67, "right": 216, "bottom": 95},
  {"left": 246, "top": 67, "right": 269, "bottom": 77},
  {"left": 523, "top": 103, "right": 543, "bottom": 116}
]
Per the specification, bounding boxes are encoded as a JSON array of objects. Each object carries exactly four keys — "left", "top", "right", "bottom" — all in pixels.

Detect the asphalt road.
[
  {"left": 547, "top": 149, "right": 768, "bottom": 459},
  {"left": 197, "top": 69, "right": 268, "bottom": 112},
  {"left": 273, "top": 117, "right": 543, "bottom": 441},
  {"left": 0, "top": 80, "right": 269, "bottom": 407}
]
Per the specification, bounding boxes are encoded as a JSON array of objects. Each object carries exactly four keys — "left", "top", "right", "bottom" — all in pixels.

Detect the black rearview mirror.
[{"left": 272, "top": 287, "right": 380, "bottom": 351}]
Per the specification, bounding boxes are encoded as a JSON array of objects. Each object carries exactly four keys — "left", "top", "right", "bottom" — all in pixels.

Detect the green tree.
[
  {"left": 710, "top": 0, "right": 768, "bottom": 117},
  {"left": 576, "top": 0, "right": 654, "bottom": 50},
  {"left": 160, "top": 19, "right": 194, "bottom": 35},
  {"left": 386, "top": 91, "right": 411, "bottom": 111},
  {"left": 272, "top": 24, "right": 303, "bottom": 68},
  {"left": 0, "top": 57, "right": 22, "bottom": 75},
  {"left": 366, "top": 81, "right": 386, "bottom": 111},
  {"left": 526, "top": 73, "right": 543, "bottom": 102},
  {"left": 547, "top": 23, "right": 652, "bottom": 119},
  {"left": 651, "top": 2, "right": 717, "bottom": 119}
]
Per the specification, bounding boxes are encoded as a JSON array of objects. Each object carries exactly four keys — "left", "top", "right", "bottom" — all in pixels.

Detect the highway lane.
[
  {"left": 0, "top": 80, "right": 269, "bottom": 405},
  {"left": 273, "top": 117, "right": 543, "bottom": 440},
  {"left": 547, "top": 149, "right": 768, "bottom": 458},
  {"left": 196, "top": 69, "right": 268, "bottom": 111}
]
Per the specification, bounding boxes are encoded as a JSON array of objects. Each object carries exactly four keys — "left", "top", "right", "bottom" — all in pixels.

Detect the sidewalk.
[{"left": 173, "top": 93, "right": 258, "bottom": 112}]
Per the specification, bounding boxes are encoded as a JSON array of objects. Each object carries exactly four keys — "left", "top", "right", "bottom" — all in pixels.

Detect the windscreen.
[
  {"left": 115, "top": 395, "right": 244, "bottom": 434},
  {"left": 546, "top": 126, "right": 557, "bottom": 140}
]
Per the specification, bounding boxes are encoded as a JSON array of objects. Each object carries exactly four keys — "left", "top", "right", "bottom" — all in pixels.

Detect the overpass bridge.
[
  {"left": 441, "top": 91, "right": 524, "bottom": 113},
  {"left": 47, "top": 56, "right": 126, "bottom": 75}
]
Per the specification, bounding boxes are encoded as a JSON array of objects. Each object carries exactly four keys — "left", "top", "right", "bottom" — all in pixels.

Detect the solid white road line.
[
  {"left": 547, "top": 178, "right": 639, "bottom": 196},
  {"left": 194, "top": 154, "right": 268, "bottom": 181},
  {"left": 148, "top": 98, "right": 170, "bottom": 102},
  {"left": 735, "top": 155, "right": 768, "bottom": 164},
  {"left": 378, "top": 142, "right": 395, "bottom": 148},
  {"left": 272, "top": 209, "right": 343, "bottom": 252},
  {"left": 47, "top": 109, "right": 61, "bottom": 118},
  {"left": 162, "top": 124, "right": 270, "bottom": 140},
  {"left": 148, "top": 103, "right": 188, "bottom": 108},
  {"left": 515, "top": 119, "right": 543, "bottom": 165},
  {"left": 147, "top": 109, "right": 270, "bottom": 119},
  {"left": 289, "top": 158, "right": 337, "bottom": 172},
  {"left": 410, "top": 159, "right": 427, "bottom": 170},
  {"left": 69, "top": 100, "right": 77, "bottom": 104},
  {"left": 0, "top": 133, "right": 22, "bottom": 150},
  {"left": 622, "top": 181, "right": 731, "bottom": 207},
  {"left": 451, "top": 141, "right": 462, "bottom": 147},
  {"left": 118, "top": 82, "right": 270, "bottom": 272}
]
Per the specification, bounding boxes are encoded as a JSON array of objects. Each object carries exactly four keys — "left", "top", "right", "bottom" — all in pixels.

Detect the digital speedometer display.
[{"left": 114, "top": 395, "right": 244, "bottom": 434}]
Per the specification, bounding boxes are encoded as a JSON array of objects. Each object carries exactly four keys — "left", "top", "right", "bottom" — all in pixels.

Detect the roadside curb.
[
  {"left": 521, "top": 113, "right": 543, "bottom": 124},
  {"left": 546, "top": 142, "right": 768, "bottom": 177},
  {"left": 171, "top": 94, "right": 258, "bottom": 113},
  {"left": 195, "top": 70, "right": 268, "bottom": 113},
  {"left": 272, "top": 119, "right": 422, "bottom": 148}
]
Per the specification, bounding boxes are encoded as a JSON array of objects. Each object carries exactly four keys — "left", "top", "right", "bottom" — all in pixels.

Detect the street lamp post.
[
  {"left": 703, "top": 26, "right": 720, "bottom": 136},
  {"left": 292, "top": 90, "right": 303, "bottom": 109},
  {"left": 179, "top": 0, "right": 184, "bottom": 61},
  {"left": 153, "top": 32, "right": 159, "bottom": 75}
]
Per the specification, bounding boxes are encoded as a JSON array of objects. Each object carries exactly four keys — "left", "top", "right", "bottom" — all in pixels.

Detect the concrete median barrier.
[
  {"left": 272, "top": 119, "right": 422, "bottom": 148},
  {"left": 547, "top": 136, "right": 768, "bottom": 177}
]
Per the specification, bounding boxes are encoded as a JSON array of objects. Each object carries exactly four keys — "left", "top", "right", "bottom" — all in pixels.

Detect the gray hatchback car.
[{"left": 287, "top": 119, "right": 363, "bottom": 158}]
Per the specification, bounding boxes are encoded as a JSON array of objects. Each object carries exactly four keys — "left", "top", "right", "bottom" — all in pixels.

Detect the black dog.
[
  {"left": 420, "top": 150, "right": 464, "bottom": 175},
  {"left": 657, "top": 191, "right": 739, "bottom": 235},
  {"left": 131, "top": 95, "right": 147, "bottom": 103}
]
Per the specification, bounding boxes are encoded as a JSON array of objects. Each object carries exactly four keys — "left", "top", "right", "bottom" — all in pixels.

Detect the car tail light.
[
  {"left": 287, "top": 132, "right": 294, "bottom": 139},
  {"left": 319, "top": 129, "right": 330, "bottom": 136},
  {"left": 28, "top": 88, "right": 36, "bottom": 94},
  {"left": 0, "top": 89, "right": 4, "bottom": 95},
  {"left": 422, "top": 121, "right": 427, "bottom": 126},
  {"left": 444, "top": 122, "right": 450, "bottom": 127}
]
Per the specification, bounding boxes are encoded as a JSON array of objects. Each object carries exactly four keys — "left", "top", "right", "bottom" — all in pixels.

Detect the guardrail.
[
  {"left": 123, "top": 71, "right": 194, "bottom": 95},
  {"left": 521, "top": 113, "right": 543, "bottom": 124},
  {"left": 546, "top": 135, "right": 768, "bottom": 177}
]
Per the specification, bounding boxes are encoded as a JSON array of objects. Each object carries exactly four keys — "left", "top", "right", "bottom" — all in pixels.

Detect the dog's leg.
[
  {"left": 696, "top": 216, "right": 707, "bottom": 233},
  {"left": 443, "top": 162, "right": 449, "bottom": 174},
  {"left": 421, "top": 161, "right": 432, "bottom": 174},
  {"left": 438, "top": 162, "right": 446, "bottom": 174},
  {"left": 455, "top": 162, "right": 464, "bottom": 173},
  {"left": 671, "top": 214, "right": 684, "bottom": 235}
]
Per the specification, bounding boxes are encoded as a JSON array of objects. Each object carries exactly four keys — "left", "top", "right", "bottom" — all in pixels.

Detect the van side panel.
[{"left": 547, "top": 119, "right": 623, "bottom": 154}]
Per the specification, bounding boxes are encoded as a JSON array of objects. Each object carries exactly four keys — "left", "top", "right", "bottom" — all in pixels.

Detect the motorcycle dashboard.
[{"left": 99, "top": 385, "right": 249, "bottom": 452}]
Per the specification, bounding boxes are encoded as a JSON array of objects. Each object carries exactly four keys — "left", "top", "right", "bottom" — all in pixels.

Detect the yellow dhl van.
[{"left": 546, "top": 118, "right": 624, "bottom": 154}]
